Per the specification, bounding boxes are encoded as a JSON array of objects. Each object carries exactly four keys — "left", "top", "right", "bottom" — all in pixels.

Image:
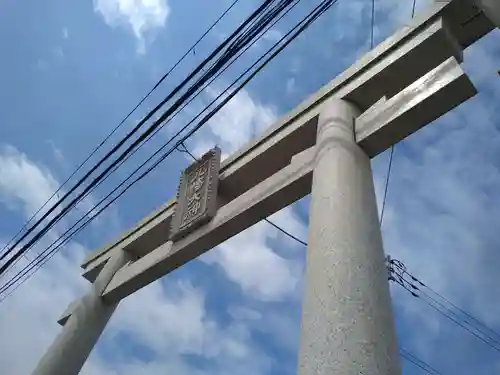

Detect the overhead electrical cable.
[
  {"left": 400, "top": 348, "right": 444, "bottom": 375},
  {"left": 380, "top": 0, "right": 417, "bottom": 226},
  {"left": 389, "top": 258, "right": 500, "bottom": 355}
]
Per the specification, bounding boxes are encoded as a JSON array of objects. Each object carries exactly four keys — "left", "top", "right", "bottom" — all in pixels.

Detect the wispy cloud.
[
  {"left": 0, "top": 145, "right": 62, "bottom": 221},
  {"left": 190, "top": 86, "right": 278, "bottom": 159},
  {"left": 94, "top": 0, "right": 170, "bottom": 53}
]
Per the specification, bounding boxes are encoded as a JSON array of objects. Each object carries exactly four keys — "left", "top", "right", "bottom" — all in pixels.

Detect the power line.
[
  {"left": 0, "top": 0, "right": 242, "bottom": 260},
  {"left": 379, "top": 145, "right": 394, "bottom": 225},
  {"left": 389, "top": 258, "right": 500, "bottom": 343},
  {"left": 264, "top": 218, "right": 307, "bottom": 246},
  {"left": 380, "top": 0, "right": 416, "bottom": 226},
  {"left": 422, "top": 290, "right": 500, "bottom": 354},
  {"left": 389, "top": 258, "right": 500, "bottom": 355},
  {"left": 423, "top": 284, "right": 500, "bottom": 342},
  {"left": 176, "top": 142, "right": 199, "bottom": 161},
  {"left": 400, "top": 348, "right": 444, "bottom": 375},
  {"left": 0, "top": 0, "right": 301, "bottom": 276},
  {"left": 0, "top": 0, "right": 340, "bottom": 299}
]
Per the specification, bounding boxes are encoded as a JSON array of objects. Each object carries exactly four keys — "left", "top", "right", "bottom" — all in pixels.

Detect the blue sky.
[{"left": 0, "top": 0, "right": 499, "bottom": 374}]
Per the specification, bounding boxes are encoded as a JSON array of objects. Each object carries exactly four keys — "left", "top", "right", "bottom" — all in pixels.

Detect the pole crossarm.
[{"left": 74, "top": 0, "right": 490, "bottom": 306}]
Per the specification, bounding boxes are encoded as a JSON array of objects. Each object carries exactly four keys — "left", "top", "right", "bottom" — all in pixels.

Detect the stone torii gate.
[{"left": 32, "top": 0, "right": 499, "bottom": 374}]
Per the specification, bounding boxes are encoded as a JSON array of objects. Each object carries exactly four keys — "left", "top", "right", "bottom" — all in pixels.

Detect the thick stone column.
[
  {"left": 32, "top": 250, "right": 131, "bottom": 375},
  {"left": 297, "top": 99, "right": 401, "bottom": 375}
]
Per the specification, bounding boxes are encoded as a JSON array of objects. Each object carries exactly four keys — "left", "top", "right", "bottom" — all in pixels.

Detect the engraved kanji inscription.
[
  {"left": 170, "top": 147, "right": 221, "bottom": 241},
  {"left": 181, "top": 162, "right": 208, "bottom": 226}
]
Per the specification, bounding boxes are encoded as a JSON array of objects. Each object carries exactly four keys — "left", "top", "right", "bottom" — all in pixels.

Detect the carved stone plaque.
[{"left": 169, "top": 147, "right": 221, "bottom": 241}]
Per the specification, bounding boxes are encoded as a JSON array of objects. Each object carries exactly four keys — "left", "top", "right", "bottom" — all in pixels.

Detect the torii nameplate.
[{"left": 169, "top": 147, "right": 221, "bottom": 241}]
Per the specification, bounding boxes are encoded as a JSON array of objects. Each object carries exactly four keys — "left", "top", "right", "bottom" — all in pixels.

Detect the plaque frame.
[{"left": 169, "top": 147, "right": 221, "bottom": 241}]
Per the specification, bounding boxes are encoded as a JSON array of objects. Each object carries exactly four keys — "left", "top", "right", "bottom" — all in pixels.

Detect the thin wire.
[
  {"left": 400, "top": 348, "right": 444, "bottom": 375},
  {"left": 392, "top": 269, "right": 500, "bottom": 354},
  {"left": 425, "top": 286, "right": 500, "bottom": 342},
  {"left": 264, "top": 218, "right": 308, "bottom": 246},
  {"left": 0, "top": 0, "right": 339, "bottom": 298},
  {"left": 176, "top": 143, "right": 199, "bottom": 161},
  {"left": 425, "top": 289, "right": 500, "bottom": 347},
  {"left": 24, "top": 0, "right": 337, "bottom": 292},
  {"left": 390, "top": 260, "right": 500, "bottom": 345},
  {"left": 0, "top": 0, "right": 241, "bottom": 258},
  {"left": 370, "top": 0, "right": 375, "bottom": 49},
  {"left": 7, "top": 1, "right": 299, "bottom": 271},
  {"left": 379, "top": 145, "right": 394, "bottom": 225},
  {"left": 412, "top": 0, "right": 417, "bottom": 18}
]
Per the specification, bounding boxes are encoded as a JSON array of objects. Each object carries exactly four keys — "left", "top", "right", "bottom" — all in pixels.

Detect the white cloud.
[
  {"left": 94, "top": 0, "right": 170, "bottom": 53},
  {"left": 110, "top": 281, "right": 209, "bottom": 355},
  {"left": 262, "top": 29, "right": 284, "bottom": 44},
  {"left": 202, "top": 222, "right": 301, "bottom": 301},
  {"left": 0, "top": 145, "right": 114, "bottom": 243},
  {"left": 191, "top": 87, "right": 278, "bottom": 159},
  {"left": 285, "top": 77, "right": 296, "bottom": 95},
  {"left": 0, "top": 145, "right": 61, "bottom": 221}
]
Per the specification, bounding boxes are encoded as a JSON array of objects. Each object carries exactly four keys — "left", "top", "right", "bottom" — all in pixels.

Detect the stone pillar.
[
  {"left": 31, "top": 250, "right": 131, "bottom": 375},
  {"left": 297, "top": 99, "right": 401, "bottom": 375}
]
